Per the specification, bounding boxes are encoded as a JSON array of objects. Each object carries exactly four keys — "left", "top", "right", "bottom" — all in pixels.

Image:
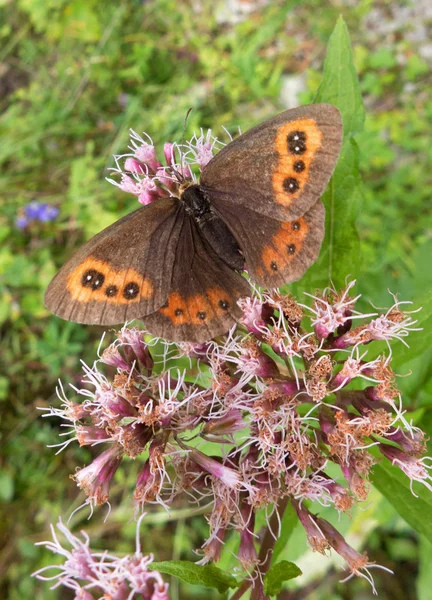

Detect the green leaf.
[
  {"left": 417, "top": 537, "right": 432, "bottom": 600},
  {"left": 294, "top": 17, "right": 364, "bottom": 292},
  {"left": 371, "top": 461, "right": 432, "bottom": 544},
  {"left": 391, "top": 290, "right": 432, "bottom": 370},
  {"left": 405, "top": 54, "right": 429, "bottom": 81},
  {"left": 272, "top": 502, "right": 298, "bottom": 564},
  {"left": 148, "top": 560, "right": 238, "bottom": 593},
  {"left": 264, "top": 560, "right": 302, "bottom": 596},
  {"left": 314, "top": 16, "right": 365, "bottom": 138},
  {"left": 0, "top": 376, "right": 9, "bottom": 401},
  {"left": 297, "top": 139, "right": 363, "bottom": 290},
  {"left": 369, "top": 48, "right": 397, "bottom": 70},
  {"left": 0, "top": 470, "right": 14, "bottom": 502},
  {"left": 323, "top": 139, "right": 363, "bottom": 287}
]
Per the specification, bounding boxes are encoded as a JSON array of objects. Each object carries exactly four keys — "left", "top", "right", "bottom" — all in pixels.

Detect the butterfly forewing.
[
  {"left": 142, "top": 215, "right": 250, "bottom": 343},
  {"left": 201, "top": 103, "right": 342, "bottom": 222},
  {"left": 44, "top": 198, "right": 184, "bottom": 325}
]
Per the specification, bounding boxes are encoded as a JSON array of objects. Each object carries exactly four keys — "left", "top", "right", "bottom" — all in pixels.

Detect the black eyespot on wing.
[
  {"left": 293, "top": 160, "right": 306, "bottom": 173},
  {"left": 283, "top": 177, "right": 300, "bottom": 194},
  {"left": 219, "top": 299, "right": 229, "bottom": 310},
  {"left": 271, "top": 261, "right": 278, "bottom": 271},
  {"left": 175, "top": 308, "right": 183, "bottom": 316},
  {"left": 287, "top": 130, "right": 307, "bottom": 155},
  {"left": 123, "top": 282, "right": 139, "bottom": 300},
  {"left": 81, "top": 269, "right": 105, "bottom": 290},
  {"left": 291, "top": 221, "right": 300, "bottom": 231},
  {"left": 105, "top": 285, "right": 118, "bottom": 297},
  {"left": 287, "top": 244, "right": 296, "bottom": 255},
  {"left": 197, "top": 311, "right": 207, "bottom": 320}
]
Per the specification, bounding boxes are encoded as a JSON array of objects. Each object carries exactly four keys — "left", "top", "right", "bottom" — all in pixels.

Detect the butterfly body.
[
  {"left": 180, "top": 183, "right": 244, "bottom": 271},
  {"left": 45, "top": 104, "right": 343, "bottom": 342}
]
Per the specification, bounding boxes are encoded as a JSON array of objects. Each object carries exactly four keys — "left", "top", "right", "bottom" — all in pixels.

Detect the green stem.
[
  {"left": 230, "top": 580, "right": 252, "bottom": 600},
  {"left": 250, "top": 496, "right": 290, "bottom": 600}
]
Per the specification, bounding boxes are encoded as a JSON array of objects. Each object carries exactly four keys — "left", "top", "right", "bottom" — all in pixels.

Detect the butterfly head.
[{"left": 176, "top": 178, "right": 195, "bottom": 198}]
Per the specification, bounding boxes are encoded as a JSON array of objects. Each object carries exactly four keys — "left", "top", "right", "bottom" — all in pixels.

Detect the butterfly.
[{"left": 45, "top": 104, "right": 343, "bottom": 343}]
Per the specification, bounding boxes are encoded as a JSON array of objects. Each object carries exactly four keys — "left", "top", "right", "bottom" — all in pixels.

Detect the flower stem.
[
  {"left": 230, "top": 580, "right": 252, "bottom": 600},
  {"left": 250, "top": 496, "right": 290, "bottom": 600}
]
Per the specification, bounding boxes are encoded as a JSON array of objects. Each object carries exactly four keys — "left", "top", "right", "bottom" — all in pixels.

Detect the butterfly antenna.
[{"left": 180, "top": 107, "right": 193, "bottom": 178}]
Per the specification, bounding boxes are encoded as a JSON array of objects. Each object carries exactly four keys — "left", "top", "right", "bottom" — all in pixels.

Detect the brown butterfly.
[{"left": 45, "top": 104, "right": 343, "bottom": 343}]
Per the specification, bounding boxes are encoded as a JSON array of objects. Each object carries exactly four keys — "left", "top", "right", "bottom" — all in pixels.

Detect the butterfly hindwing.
[
  {"left": 201, "top": 103, "right": 342, "bottom": 222},
  {"left": 44, "top": 197, "right": 184, "bottom": 325},
  {"left": 213, "top": 198, "right": 325, "bottom": 287},
  {"left": 142, "top": 216, "right": 250, "bottom": 343}
]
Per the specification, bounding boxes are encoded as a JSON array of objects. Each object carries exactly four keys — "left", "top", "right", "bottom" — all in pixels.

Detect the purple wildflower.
[
  {"left": 186, "top": 446, "right": 241, "bottom": 490},
  {"left": 73, "top": 445, "right": 123, "bottom": 506},
  {"left": 39, "top": 204, "right": 60, "bottom": 222},
  {"left": 292, "top": 501, "right": 393, "bottom": 594},
  {"left": 42, "top": 279, "right": 427, "bottom": 594},
  {"left": 17, "top": 200, "right": 59, "bottom": 228},
  {"left": 107, "top": 127, "right": 225, "bottom": 203},
  {"left": 379, "top": 444, "right": 432, "bottom": 494},
  {"left": 33, "top": 517, "right": 170, "bottom": 600},
  {"left": 16, "top": 215, "right": 30, "bottom": 229},
  {"left": 25, "top": 200, "right": 47, "bottom": 219}
]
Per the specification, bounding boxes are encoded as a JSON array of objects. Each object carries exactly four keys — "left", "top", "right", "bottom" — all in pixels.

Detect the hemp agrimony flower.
[
  {"left": 107, "top": 127, "right": 225, "bottom": 205},
  {"left": 42, "top": 273, "right": 427, "bottom": 595},
  {"left": 33, "top": 517, "right": 169, "bottom": 600}
]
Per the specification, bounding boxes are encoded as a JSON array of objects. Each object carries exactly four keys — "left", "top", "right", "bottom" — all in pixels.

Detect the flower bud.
[
  {"left": 134, "top": 142, "right": 161, "bottom": 172},
  {"left": 124, "top": 157, "right": 147, "bottom": 175},
  {"left": 189, "top": 448, "right": 241, "bottom": 490},
  {"left": 73, "top": 445, "right": 123, "bottom": 505}
]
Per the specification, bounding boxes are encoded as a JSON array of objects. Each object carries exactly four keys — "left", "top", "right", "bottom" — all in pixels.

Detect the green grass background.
[{"left": 1, "top": 0, "right": 431, "bottom": 598}]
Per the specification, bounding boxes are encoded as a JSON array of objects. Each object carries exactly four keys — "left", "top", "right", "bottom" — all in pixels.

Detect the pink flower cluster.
[
  {"left": 107, "top": 128, "right": 223, "bottom": 204},
  {"left": 44, "top": 281, "right": 426, "bottom": 593},
  {"left": 33, "top": 517, "right": 169, "bottom": 600}
]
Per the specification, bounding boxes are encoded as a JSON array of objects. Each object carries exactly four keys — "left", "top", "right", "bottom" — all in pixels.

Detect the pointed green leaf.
[
  {"left": 294, "top": 139, "right": 363, "bottom": 290},
  {"left": 314, "top": 15, "right": 365, "bottom": 138},
  {"left": 148, "top": 560, "right": 238, "bottom": 593},
  {"left": 293, "top": 17, "right": 365, "bottom": 292},
  {"left": 371, "top": 462, "right": 432, "bottom": 544},
  {"left": 264, "top": 560, "right": 302, "bottom": 596},
  {"left": 314, "top": 17, "right": 364, "bottom": 287}
]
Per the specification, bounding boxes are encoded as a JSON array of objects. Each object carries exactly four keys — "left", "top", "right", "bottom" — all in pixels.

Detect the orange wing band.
[
  {"left": 159, "top": 288, "right": 234, "bottom": 326},
  {"left": 67, "top": 257, "right": 153, "bottom": 305},
  {"left": 272, "top": 118, "right": 323, "bottom": 208}
]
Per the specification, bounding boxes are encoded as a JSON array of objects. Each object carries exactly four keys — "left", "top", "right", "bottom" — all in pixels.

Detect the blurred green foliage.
[{"left": 1, "top": 0, "right": 431, "bottom": 599}]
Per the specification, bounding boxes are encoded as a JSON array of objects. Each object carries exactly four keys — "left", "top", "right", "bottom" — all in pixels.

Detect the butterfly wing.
[
  {"left": 201, "top": 103, "right": 342, "bottom": 221},
  {"left": 212, "top": 198, "right": 325, "bottom": 287},
  {"left": 44, "top": 197, "right": 185, "bottom": 325},
  {"left": 142, "top": 215, "right": 250, "bottom": 342}
]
